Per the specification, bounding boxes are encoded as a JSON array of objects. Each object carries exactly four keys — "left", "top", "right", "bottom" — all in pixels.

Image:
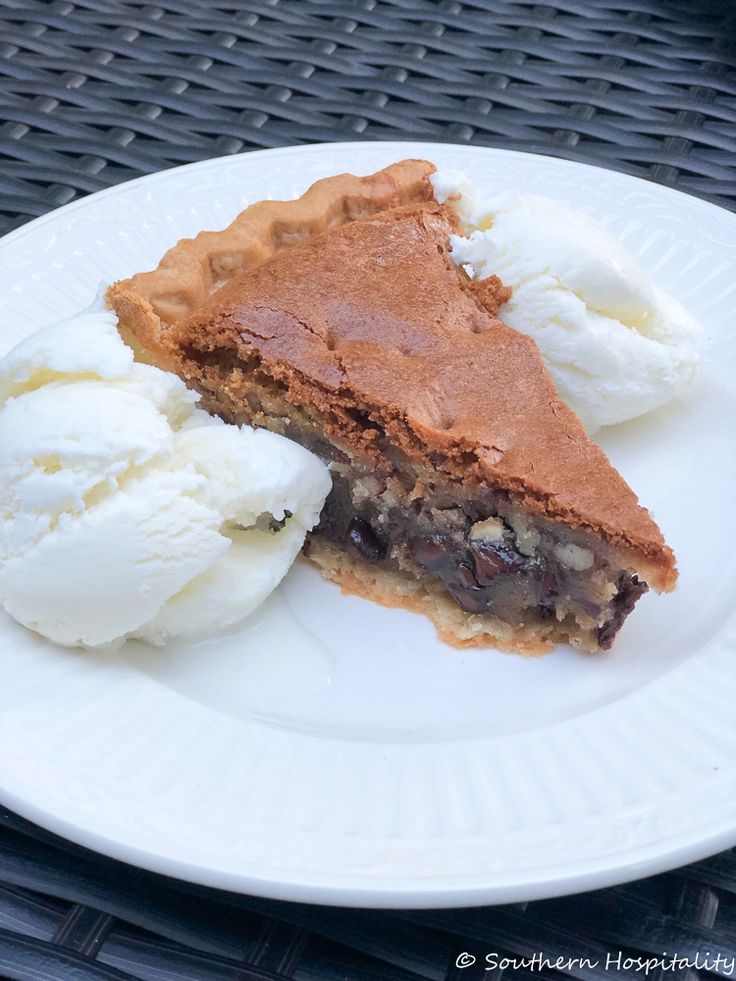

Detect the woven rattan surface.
[
  {"left": 1, "top": 0, "right": 736, "bottom": 979},
  {"left": 1, "top": 0, "right": 736, "bottom": 235}
]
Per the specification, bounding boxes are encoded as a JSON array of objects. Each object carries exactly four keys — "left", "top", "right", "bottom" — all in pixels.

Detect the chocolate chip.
[
  {"left": 454, "top": 562, "right": 478, "bottom": 589},
  {"left": 597, "top": 574, "right": 648, "bottom": 649},
  {"left": 409, "top": 535, "right": 497, "bottom": 613},
  {"left": 316, "top": 474, "right": 355, "bottom": 542},
  {"left": 470, "top": 541, "right": 521, "bottom": 584},
  {"left": 408, "top": 534, "right": 461, "bottom": 574},
  {"left": 462, "top": 498, "right": 493, "bottom": 522},
  {"left": 345, "top": 517, "right": 387, "bottom": 564},
  {"left": 447, "top": 583, "right": 493, "bottom": 615}
]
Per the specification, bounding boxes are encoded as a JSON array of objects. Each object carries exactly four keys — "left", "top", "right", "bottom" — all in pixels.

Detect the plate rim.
[
  {"left": 3, "top": 783, "right": 736, "bottom": 909},
  {"left": 1, "top": 141, "right": 735, "bottom": 908}
]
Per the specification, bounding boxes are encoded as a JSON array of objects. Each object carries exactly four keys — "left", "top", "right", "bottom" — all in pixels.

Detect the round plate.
[{"left": 1, "top": 143, "right": 735, "bottom": 908}]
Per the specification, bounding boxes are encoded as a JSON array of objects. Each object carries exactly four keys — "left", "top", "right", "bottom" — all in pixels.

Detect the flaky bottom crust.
[{"left": 304, "top": 538, "right": 575, "bottom": 656}]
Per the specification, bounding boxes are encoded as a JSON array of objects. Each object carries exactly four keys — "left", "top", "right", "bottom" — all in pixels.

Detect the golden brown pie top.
[{"left": 170, "top": 202, "right": 675, "bottom": 590}]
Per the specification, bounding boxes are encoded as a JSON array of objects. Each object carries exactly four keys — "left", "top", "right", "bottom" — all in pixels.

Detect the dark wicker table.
[{"left": 1, "top": 2, "right": 735, "bottom": 979}]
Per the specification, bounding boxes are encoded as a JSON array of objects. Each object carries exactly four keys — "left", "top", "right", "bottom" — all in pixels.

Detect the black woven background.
[
  {"left": 1, "top": 0, "right": 736, "bottom": 236},
  {"left": 2, "top": 1, "right": 736, "bottom": 979},
  {"left": 3, "top": 807, "right": 736, "bottom": 981}
]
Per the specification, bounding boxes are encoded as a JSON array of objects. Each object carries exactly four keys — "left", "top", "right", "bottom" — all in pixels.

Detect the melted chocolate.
[{"left": 313, "top": 465, "right": 646, "bottom": 646}]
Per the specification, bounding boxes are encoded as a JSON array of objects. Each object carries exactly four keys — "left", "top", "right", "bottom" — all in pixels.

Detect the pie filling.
[
  {"left": 314, "top": 470, "right": 647, "bottom": 651},
  {"left": 182, "top": 352, "right": 648, "bottom": 651}
]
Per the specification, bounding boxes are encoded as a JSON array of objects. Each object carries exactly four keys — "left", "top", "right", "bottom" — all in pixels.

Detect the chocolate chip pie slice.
[{"left": 108, "top": 160, "right": 676, "bottom": 653}]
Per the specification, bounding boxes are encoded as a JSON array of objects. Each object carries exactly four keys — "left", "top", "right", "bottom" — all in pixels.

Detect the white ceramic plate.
[{"left": 1, "top": 143, "right": 735, "bottom": 909}]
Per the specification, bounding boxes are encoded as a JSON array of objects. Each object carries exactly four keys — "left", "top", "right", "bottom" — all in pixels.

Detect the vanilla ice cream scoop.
[
  {"left": 0, "top": 302, "right": 331, "bottom": 649},
  {"left": 431, "top": 170, "right": 701, "bottom": 431}
]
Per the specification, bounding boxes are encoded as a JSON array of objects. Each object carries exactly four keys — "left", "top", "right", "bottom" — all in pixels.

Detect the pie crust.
[{"left": 109, "top": 160, "right": 433, "bottom": 363}]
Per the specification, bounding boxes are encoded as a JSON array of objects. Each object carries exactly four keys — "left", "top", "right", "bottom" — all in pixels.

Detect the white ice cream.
[
  {"left": 431, "top": 170, "right": 701, "bottom": 431},
  {"left": 0, "top": 302, "right": 331, "bottom": 649}
]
